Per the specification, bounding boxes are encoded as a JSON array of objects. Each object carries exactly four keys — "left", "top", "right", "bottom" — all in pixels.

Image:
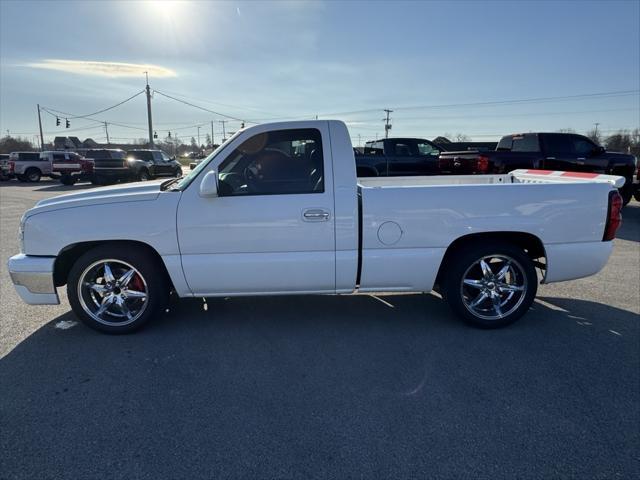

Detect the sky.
[{"left": 0, "top": 0, "right": 639, "bottom": 146}]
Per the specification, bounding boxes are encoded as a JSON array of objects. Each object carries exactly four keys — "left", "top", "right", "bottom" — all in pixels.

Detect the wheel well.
[
  {"left": 25, "top": 167, "right": 41, "bottom": 174},
  {"left": 435, "top": 232, "right": 546, "bottom": 285},
  {"left": 53, "top": 240, "right": 174, "bottom": 290}
]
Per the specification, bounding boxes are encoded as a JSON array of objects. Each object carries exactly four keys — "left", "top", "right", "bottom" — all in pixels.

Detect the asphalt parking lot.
[{"left": 1, "top": 180, "right": 639, "bottom": 479}]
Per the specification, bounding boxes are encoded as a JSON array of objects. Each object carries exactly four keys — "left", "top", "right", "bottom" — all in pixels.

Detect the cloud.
[{"left": 24, "top": 59, "right": 177, "bottom": 78}]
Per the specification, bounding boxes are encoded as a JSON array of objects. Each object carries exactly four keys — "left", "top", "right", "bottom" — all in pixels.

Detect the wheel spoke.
[
  {"left": 496, "top": 262, "right": 511, "bottom": 280},
  {"left": 463, "top": 279, "right": 484, "bottom": 289},
  {"left": 86, "top": 282, "right": 108, "bottom": 295},
  {"left": 122, "top": 289, "right": 147, "bottom": 300},
  {"left": 480, "top": 259, "right": 493, "bottom": 278},
  {"left": 491, "top": 294, "right": 503, "bottom": 317},
  {"left": 117, "top": 297, "right": 134, "bottom": 320},
  {"left": 499, "top": 283, "right": 524, "bottom": 292},
  {"left": 103, "top": 263, "right": 115, "bottom": 283},
  {"left": 96, "top": 294, "right": 115, "bottom": 316},
  {"left": 117, "top": 268, "right": 135, "bottom": 287},
  {"left": 469, "top": 291, "right": 488, "bottom": 308}
]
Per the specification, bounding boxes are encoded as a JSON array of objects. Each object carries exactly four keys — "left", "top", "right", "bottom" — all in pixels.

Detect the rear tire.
[
  {"left": 441, "top": 241, "right": 538, "bottom": 328},
  {"left": 60, "top": 175, "right": 77, "bottom": 186},
  {"left": 67, "top": 244, "right": 168, "bottom": 334},
  {"left": 620, "top": 183, "right": 634, "bottom": 206}
]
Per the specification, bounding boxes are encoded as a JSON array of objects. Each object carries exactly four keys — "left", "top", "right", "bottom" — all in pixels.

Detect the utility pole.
[
  {"left": 36, "top": 104, "right": 44, "bottom": 152},
  {"left": 383, "top": 109, "right": 393, "bottom": 139},
  {"left": 104, "top": 122, "right": 110, "bottom": 145},
  {"left": 197, "top": 126, "right": 201, "bottom": 148},
  {"left": 594, "top": 122, "right": 600, "bottom": 138},
  {"left": 144, "top": 71, "right": 154, "bottom": 148},
  {"left": 219, "top": 120, "right": 228, "bottom": 141},
  {"left": 210, "top": 120, "right": 215, "bottom": 147}
]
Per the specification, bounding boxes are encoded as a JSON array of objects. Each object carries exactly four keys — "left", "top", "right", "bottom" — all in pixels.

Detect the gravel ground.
[{"left": 1, "top": 180, "right": 638, "bottom": 479}]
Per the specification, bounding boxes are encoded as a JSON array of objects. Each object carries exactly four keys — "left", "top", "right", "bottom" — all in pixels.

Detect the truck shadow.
[{"left": 1, "top": 293, "right": 638, "bottom": 478}]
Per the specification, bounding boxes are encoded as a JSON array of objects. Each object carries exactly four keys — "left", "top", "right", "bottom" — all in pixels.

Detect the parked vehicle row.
[
  {"left": 0, "top": 149, "right": 182, "bottom": 185},
  {"left": 356, "top": 133, "right": 638, "bottom": 204},
  {"left": 9, "top": 120, "right": 625, "bottom": 334}
]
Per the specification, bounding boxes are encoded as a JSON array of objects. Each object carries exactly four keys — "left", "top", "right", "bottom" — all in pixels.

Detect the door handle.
[
  {"left": 303, "top": 209, "right": 330, "bottom": 221},
  {"left": 545, "top": 157, "right": 556, "bottom": 160}
]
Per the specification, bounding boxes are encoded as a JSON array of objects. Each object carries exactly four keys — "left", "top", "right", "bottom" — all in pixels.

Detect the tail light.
[
  {"left": 603, "top": 190, "right": 623, "bottom": 241},
  {"left": 476, "top": 155, "right": 490, "bottom": 173},
  {"left": 8, "top": 161, "right": 15, "bottom": 173}
]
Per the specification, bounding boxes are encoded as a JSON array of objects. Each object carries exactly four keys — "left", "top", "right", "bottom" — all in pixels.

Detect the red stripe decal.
[
  {"left": 525, "top": 169, "right": 554, "bottom": 175},
  {"left": 560, "top": 172, "right": 599, "bottom": 178}
]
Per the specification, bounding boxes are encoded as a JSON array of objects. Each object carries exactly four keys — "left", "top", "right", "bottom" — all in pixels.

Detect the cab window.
[{"left": 217, "top": 128, "right": 324, "bottom": 196}]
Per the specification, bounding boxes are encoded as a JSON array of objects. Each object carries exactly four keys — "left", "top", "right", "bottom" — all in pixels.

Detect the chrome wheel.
[
  {"left": 460, "top": 254, "right": 527, "bottom": 321},
  {"left": 77, "top": 259, "right": 148, "bottom": 326}
]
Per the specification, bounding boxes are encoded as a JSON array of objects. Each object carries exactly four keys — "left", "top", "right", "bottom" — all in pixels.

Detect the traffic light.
[
  {"left": 56, "top": 117, "right": 60, "bottom": 126},
  {"left": 153, "top": 131, "right": 158, "bottom": 139},
  {"left": 65, "top": 118, "right": 70, "bottom": 128},
  {"left": 168, "top": 131, "right": 172, "bottom": 138}
]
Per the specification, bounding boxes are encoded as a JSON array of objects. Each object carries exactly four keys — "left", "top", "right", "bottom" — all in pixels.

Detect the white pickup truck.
[{"left": 8, "top": 120, "right": 624, "bottom": 333}]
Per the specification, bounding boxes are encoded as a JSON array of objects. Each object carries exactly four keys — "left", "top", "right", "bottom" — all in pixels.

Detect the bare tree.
[
  {"left": 455, "top": 133, "right": 471, "bottom": 142},
  {"left": 586, "top": 129, "right": 602, "bottom": 145},
  {"left": 0, "top": 135, "right": 34, "bottom": 154},
  {"left": 604, "top": 129, "right": 640, "bottom": 156}
]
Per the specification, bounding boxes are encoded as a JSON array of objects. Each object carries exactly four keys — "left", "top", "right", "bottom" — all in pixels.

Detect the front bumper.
[{"left": 8, "top": 254, "right": 60, "bottom": 305}]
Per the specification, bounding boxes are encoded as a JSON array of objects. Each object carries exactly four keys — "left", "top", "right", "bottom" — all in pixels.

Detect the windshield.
[{"left": 174, "top": 132, "right": 243, "bottom": 191}]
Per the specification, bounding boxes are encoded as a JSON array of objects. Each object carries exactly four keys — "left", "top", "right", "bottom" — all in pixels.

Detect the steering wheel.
[
  {"left": 219, "top": 172, "right": 245, "bottom": 192},
  {"left": 243, "top": 164, "right": 260, "bottom": 192}
]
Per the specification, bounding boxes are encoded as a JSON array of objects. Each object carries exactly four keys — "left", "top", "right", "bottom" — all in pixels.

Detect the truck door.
[
  {"left": 152, "top": 151, "right": 170, "bottom": 175},
  {"left": 387, "top": 140, "right": 440, "bottom": 175},
  {"left": 177, "top": 125, "right": 336, "bottom": 295},
  {"left": 541, "top": 134, "right": 607, "bottom": 173}
]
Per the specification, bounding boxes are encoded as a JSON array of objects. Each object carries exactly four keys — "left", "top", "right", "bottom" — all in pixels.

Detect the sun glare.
[{"left": 149, "top": 0, "right": 185, "bottom": 22}]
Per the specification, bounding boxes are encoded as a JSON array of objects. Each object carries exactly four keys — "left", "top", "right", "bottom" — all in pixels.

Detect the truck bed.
[
  {"left": 356, "top": 169, "right": 622, "bottom": 293},
  {"left": 358, "top": 170, "right": 625, "bottom": 188}
]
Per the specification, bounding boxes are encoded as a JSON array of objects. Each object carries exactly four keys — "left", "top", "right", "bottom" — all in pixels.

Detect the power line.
[
  {"left": 156, "top": 89, "right": 280, "bottom": 117},
  {"left": 153, "top": 89, "right": 255, "bottom": 124},
  {"left": 42, "top": 90, "right": 145, "bottom": 120},
  {"left": 312, "top": 89, "right": 640, "bottom": 118}
]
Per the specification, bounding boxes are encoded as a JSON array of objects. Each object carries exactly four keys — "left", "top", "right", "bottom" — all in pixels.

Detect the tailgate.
[
  {"left": 438, "top": 151, "right": 483, "bottom": 174},
  {"left": 511, "top": 169, "right": 626, "bottom": 188}
]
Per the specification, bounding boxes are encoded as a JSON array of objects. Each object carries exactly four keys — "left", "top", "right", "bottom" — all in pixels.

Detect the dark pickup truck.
[
  {"left": 355, "top": 138, "right": 443, "bottom": 177},
  {"left": 438, "top": 132, "right": 638, "bottom": 204}
]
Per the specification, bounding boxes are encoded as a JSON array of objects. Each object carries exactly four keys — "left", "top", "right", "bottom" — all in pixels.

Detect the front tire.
[
  {"left": 67, "top": 245, "right": 168, "bottom": 334},
  {"left": 138, "top": 169, "right": 151, "bottom": 181},
  {"left": 441, "top": 241, "right": 538, "bottom": 328}
]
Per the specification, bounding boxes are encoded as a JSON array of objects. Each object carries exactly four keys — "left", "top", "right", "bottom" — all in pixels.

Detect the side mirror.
[{"left": 199, "top": 170, "right": 218, "bottom": 198}]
